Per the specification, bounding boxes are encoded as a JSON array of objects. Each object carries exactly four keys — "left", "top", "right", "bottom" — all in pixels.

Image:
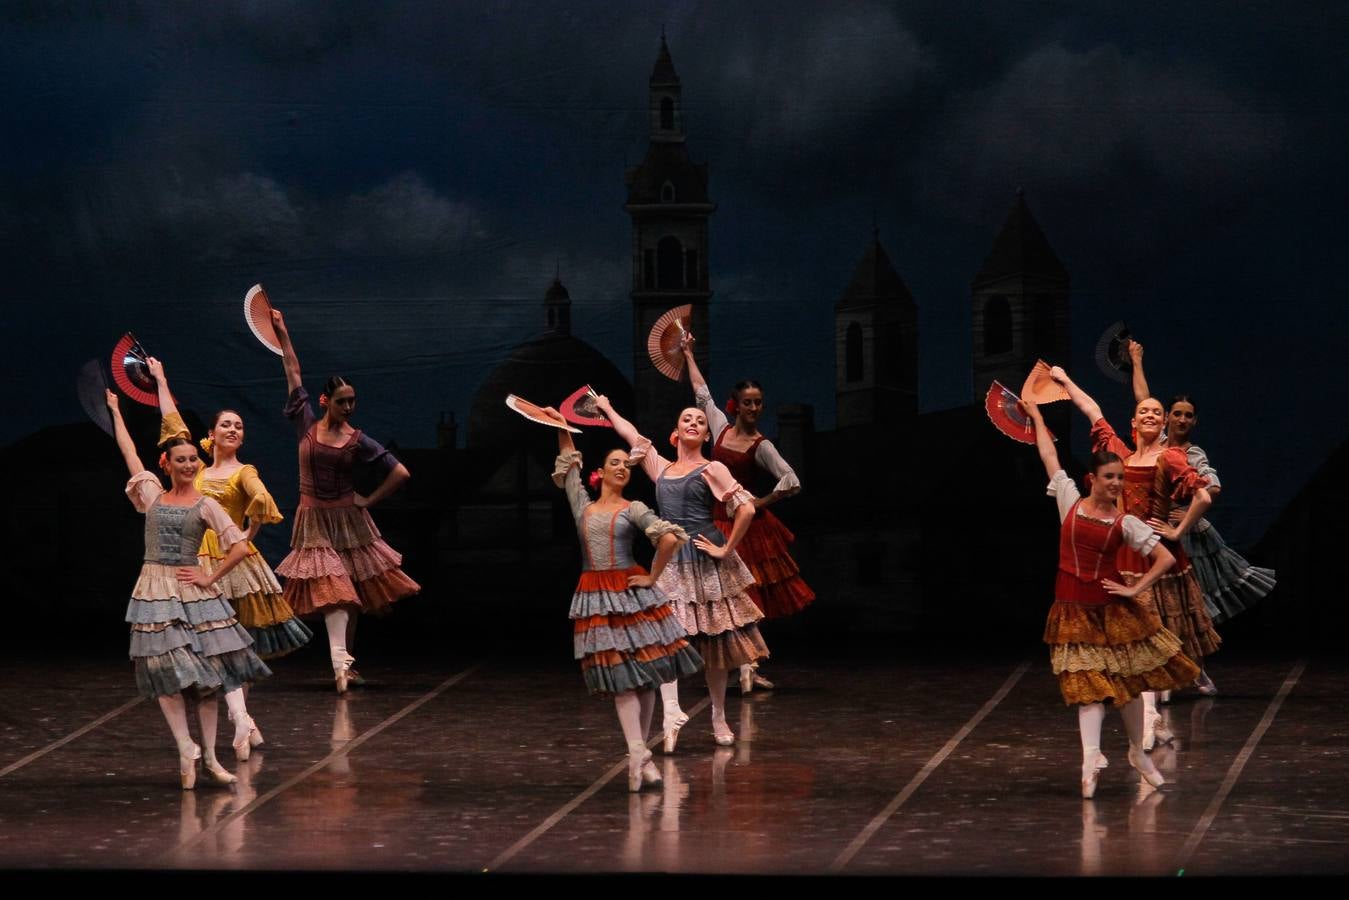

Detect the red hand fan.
[
  {"left": 646, "top": 305, "right": 692, "bottom": 381},
  {"left": 1020, "top": 359, "right": 1070, "bottom": 404},
  {"left": 110, "top": 332, "right": 159, "bottom": 407},
  {"left": 505, "top": 394, "right": 582, "bottom": 433},
  {"left": 244, "top": 284, "right": 284, "bottom": 356},
  {"left": 559, "top": 385, "right": 611, "bottom": 428},
  {"left": 985, "top": 381, "right": 1055, "bottom": 445}
]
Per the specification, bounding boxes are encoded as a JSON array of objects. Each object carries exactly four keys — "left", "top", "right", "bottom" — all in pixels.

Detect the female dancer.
[
  {"left": 1025, "top": 400, "right": 1197, "bottom": 797},
  {"left": 1052, "top": 366, "right": 1218, "bottom": 729},
  {"left": 1128, "top": 341, "right": 1276, "bottom": 646},
  {"left": 107, "top": 389, "right": 269, "bottom": 788},
  {"left": 149, "top": 359, "right": 312, "bottom": 664},
  {"left": 594, "top": 394, "right": 769, "bottom": 747},
  {"left": 549, "top": 411, "right": 704, "bottom": 788},
  {"left": 270, "top": 308, "right": 420, "bottom": 692},
  {"left": 682, "top": 338, "right": 813, "bottom": 693}
]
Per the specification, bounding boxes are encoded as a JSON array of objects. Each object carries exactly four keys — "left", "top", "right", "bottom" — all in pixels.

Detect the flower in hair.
[
  {"left": 725, "top": 396, "right": 739, "bottom": 416},
  {"left": 319, "top": 393, "right": 329, "bottom": 409},
  {"left": 199, "top": 436, "right": 214, "bottom": 455},
  {"left": 157, "top": 451, "right": 169, "bottom": 472},
  {"left": 587, "top": 468, "right": 604, "bottom": 490}
]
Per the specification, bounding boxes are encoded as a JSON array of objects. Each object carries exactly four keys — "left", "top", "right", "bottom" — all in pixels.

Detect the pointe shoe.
[
  {"left": 752, "top": 672, "right": 775, "bottom": 690},
  {"left": 1095, "top": 753, "right": 1109, "bottom": 769},
  {"left": 202, "top": 757, "right": 238, "bottom": 786},
  {"left": 1081, "top": 752, "right": 1105, "bottom": 799},
  {"left": 662, "top": 710, "right": 689, "bottom": 754},
  {"left": 334, "top": 669, "right": 349, "bottom": 694},
  {"left": 1128, "top": 746, "right": 1166, "bottom": 789},
  {"left": 627, "top": 741, "right": 651, "bottom": 792},
  {"left": 178, "top": 741, "right": 202, "bottom": 791},
  {"left": 1142, "top": 707, "right": 1159, "bottom": 753},
  {"left": 1153, "top": 714, "right": 1176, "bottom": 748},
  {"left": 712, "top": 722, "right": 736, "bottom": 747},
  {"left": 247, "top": 722, "right": 265, "bottom": 749},
  {"left": 641, "top": 759, "right": 663, "bottom": 787},
  {"left": 739, "top": 665, "right": 754, "bottom": 694},
  {"left": 346, "top": 668, "right": 366, "bottom": 687},
  {"left": 231, "top": 715, "right": 257, "bottom": 762},
  {"left": 1195, "top": 671, "right": 1218, "bottom": 696}
]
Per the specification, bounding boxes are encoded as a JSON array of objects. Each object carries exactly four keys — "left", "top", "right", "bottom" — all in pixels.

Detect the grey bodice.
[
  {"left": 579, "top": 507, "right": 641, "bottom": 572},
  {"left": 143, "top": 499, "right": 209, "bottom": 565},
  {"left": 656, "top": 465, "right": 725, "bottom": 560}
]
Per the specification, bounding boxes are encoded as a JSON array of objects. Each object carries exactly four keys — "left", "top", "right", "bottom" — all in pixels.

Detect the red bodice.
[
  {"left": 710, "top": 428, "right": 763, "bottom": 521},
  {"left": 1055, "top": 501, "right": 1126, "bottom": 606},
  {"left": 298, "top": 426, "right": 362, "bottom": 504}
]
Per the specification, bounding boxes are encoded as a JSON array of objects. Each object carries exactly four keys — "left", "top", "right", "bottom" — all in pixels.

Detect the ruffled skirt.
[
  {"left": 1181, "top": 521, "right": 1276, "bottom": 625},
  {"left": 570, "top": 566, "right": 704, "bottom": 695},
  {"left": 1118, "top": 546, "right": 1221, "bottom": 663},
  {"left": 276, "top": 503, "right": 420, "bottom": 617},
  {"left": 654, "top": 549, "right": 770, "bottom": 670},
  {"left": 126, "top": 563, "right": 272, "bottom": 700},
  {"left": 199, "top": 539, "right": 313, "bottom": 659},
  {"left": 1043, "top": 599, "right": 1200, "bottom": 706},
  {"left": 713, "top": 508, "right": 814, "bottom": 619}
]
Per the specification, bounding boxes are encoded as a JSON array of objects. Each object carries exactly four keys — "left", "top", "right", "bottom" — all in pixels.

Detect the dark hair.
[
  {"left": 1089, "top": 450, "right": 1123, "bottom": 475},
  {"left": 1168, "top": 394, "right": 1197, "bottom": 415},
  {"left": 162, "top": 437, "right": 194, "bottom": 454},
  {"left": 325, "top": 375, "right": 353, "bottom": 396},
  {"left": 211, "top": 409, "right": 243, "bottom": 429},
  {"left": 732, "top": 379, "right": 763, "bottom": 399}
]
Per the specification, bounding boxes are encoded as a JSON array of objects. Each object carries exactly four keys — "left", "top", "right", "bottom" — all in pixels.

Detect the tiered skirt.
[
  {"left": 198, "top": 531, "right": 312, "bottom": 659},
  {"left": 655, "top": 547, "right": 770, "bottom": 670},
  {"left": 1181, "top": 521, "right": 1276, "bottom": 625},
  {"left": 126, "top": 562, "right": 272, "bottom": 699},
  {"left": 276, "top": 502, "right": 420, "bottom": 616},
  {"left": 713, "top": 508, "right": 815, "bottom": 619}
]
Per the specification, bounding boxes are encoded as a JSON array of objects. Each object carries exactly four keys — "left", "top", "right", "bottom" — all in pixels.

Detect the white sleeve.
[
  {"left": 693, "top": 383, "right": 732, "bottom": 444},
  {"left": 1120, "top": 515, "right": 1161, "bottom": 557},
  {"left": 753, "top": 439, "right": 801, "bottom": 497},
  {"left": 1046, "top": 469, "right": 1080, "bottom": 523}
]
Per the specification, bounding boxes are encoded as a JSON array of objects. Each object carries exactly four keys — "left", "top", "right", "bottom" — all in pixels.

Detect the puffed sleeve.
[
  {"left": 1186, "top": 445, "right": 1221, "bottom": 491},
  {"left": 627, "top": 501, "right": 689, "bottom": 547},
  {"left": 702, "top": 461, "right": 755, "bottom": 517},
  {"left": 158, "top": 411, "right": 191, "bottom": 446},
  {"left": 625, "top": 435, "right": 671, "bottom": 484},
  {"left": 551, "top": 450, "right": 589, "bottom": 522},
  {"left": 694, "top": 383, "right": 732, "bottom": 445},
  {"left": 125, "top": 471, "right": 164, "bottom": 513},
  {"left": 283, "top": 386, "right": 317, "bottom": 440},
  {"left": 355, "top": 432, "right": 398, "bottom": 478},
  {"left": 1090, "top": 418, "right": 1132, "bottom": 458},
  {"left": 1159, "top": 446, "right": 1209, "bottom": 503},
  {"left": 1046, "top": 469, "right": 1081, "bottom": 524},
  {"left": 200, "top": 498, "right": 246, "bottom": 551},
  {"left": 1120, "top": 514, "right": 1162, "bottom": 557},
  {"left": 753, "top": 438, "right": 801, "bottom": 497},
  {"left": 237, "top": 465, "right": 284, "bottom": 525}
]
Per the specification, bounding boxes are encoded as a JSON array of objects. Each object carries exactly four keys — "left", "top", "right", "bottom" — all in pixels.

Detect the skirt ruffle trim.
[
  {"left": 573, "top": 603, "right": 693, "bottom": 657},
  {"left": 580, "top": 644, "right": 704, "bottom": 695},
  {"left": 693, "top": 625, "right": 770, "bottom": 670},
  {"left": 246, "top": 617, "right": 314, "bottom": 660}
]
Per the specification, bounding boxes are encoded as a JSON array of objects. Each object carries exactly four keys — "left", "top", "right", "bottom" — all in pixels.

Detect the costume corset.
[
  {"left": 298, "top": 426, "right": 361, "bottom": 501},
  {"left": 143, "top": 500, "right": 208, "bottom": 565},
  {"left": 579, "top": 505, "right": 639, "bottom": 572},
  {"left": 711, "top": 430, "right": 763, "bottom": 521},
  {"left": 1055, "top": 500, "right": 1125, "bottom": 606},
  {"left": 656, "top": 464, "right": 724, "bottom": 558}
]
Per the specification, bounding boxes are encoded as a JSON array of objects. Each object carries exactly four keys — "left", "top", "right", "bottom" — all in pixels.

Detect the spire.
[
  {"left": 651, "top": 32, "right": 679, "bottom": 85},
  {"left": 974, "top": 190, "right": 1068, "bottom": 287},
  {"left": 544, "top": 274, "right": 571, "bottom": 336},
  {"left": 838, "top": 227, "right": 914, "bottom": 311}
]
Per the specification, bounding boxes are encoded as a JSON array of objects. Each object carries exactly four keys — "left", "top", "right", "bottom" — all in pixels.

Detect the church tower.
[
  {"left": 835, "top": 227, "right": 918, "bottom": 430},
  {"left": 624, "top": 34, "right": 716, "bottom": 435},
  {"left": 971, "top": 190, "right": 1071, "bottom": 402}
]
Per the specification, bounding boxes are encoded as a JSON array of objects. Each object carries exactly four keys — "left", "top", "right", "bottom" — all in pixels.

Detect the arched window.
[
  {"left": 846, "top": 321, "right": 864, "bottom": 382},
  {"left": 660, "top": 97, "right": 674, "bottom": 130},
  {"left": 657, "top": 236, "right": 684, "bottom": 289},
  {"left": 661, "top": 180, "right": 676, "bottom": 203},
  {"left": 984, "top": 296, "right": 1012, "bottom": 355}
]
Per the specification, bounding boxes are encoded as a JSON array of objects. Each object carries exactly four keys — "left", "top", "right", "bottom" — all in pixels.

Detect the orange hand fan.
[
  {"left": 244, "top": 284, "right": 284, "bottom": 356},
  {"left": 559, "top": 385, "right": 611, "bottom": 428},
  {"left": 1020, "top": 359, "right": 1069, "bottom": 404},
  {"left": 646, "top": 304, "right": 692, "bottom": 381},
  {"left": 505, "top": 394, "right": 582, "bottom": 433}
]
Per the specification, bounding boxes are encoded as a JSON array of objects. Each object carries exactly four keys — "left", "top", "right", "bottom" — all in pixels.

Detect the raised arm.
[
  {"left": 1023, "top": 400, "right": 1061, "bottom": 481},
  {"left": 106, "top": 390, "right": 145, "bottom": 477},
  {"left": 593, "top": 394, "right": 641, "bottom": 449},
  {"left": 682, "top": 331, "right": 707, "bottom": 396},
  {"left": 1127, "top": 340, "right": 1151, "bottom": 405},
  {"left": 1049, "top": 366, "right": 1105, "bottom": 424},
  {"left": 145, "top": 357, "right": 190, "bottom": 445},
  {"left": 272, "top": 309, "right": 303, "bottom": 395}
]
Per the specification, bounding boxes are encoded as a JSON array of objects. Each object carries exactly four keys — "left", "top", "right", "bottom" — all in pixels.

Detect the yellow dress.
[
  {"left": 161, "top": 411, "right": 312, "bottom": 659},
  {"left": 193, "top": 465, "right": 313, "bottom": 659}
]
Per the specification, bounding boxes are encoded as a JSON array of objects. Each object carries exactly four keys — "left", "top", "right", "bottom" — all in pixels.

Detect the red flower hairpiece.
[
  {"left": 157, "top": 451, "right": 169, "bottom": 472},
  {"left": 725, "top": 396, "right": 739, "bottom": 415},
  {"left": 319, "top": 393, "right": 329, "bottom": 409},
  {"left": 587, "top": 468, "right": 603, "bottom": 490}
]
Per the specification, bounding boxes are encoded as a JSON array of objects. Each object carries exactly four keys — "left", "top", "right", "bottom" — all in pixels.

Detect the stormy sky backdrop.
[{"left": 3, "top": 1, "right": 1345, "bottom": 546}]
